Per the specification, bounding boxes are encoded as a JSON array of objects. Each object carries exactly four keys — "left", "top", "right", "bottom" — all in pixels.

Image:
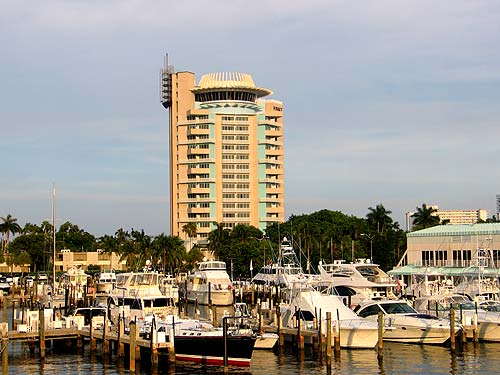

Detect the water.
[{"left": 6, "top": 341, "right": 500, "bottom": 374}]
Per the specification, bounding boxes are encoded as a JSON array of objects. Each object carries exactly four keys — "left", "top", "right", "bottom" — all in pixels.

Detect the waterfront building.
[
  {"left": 55, "top": 249, "right": 127, "bottom": 272},
  {"left": 160, "top": 57, "right": 285, "bottom": 243},
  {"left": 396, "top": 223, "right": 500, "bottom": 268},
  {"left": 496, "top": 194, "right": 500, "bottom": 218},
  {"left": 406, "top": 205, "right": 489, "bottom": 231}
]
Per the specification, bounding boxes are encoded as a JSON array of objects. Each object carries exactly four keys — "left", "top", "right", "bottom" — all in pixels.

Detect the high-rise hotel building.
[{"left": 160, "top": 59, "right": 284, "bottom": 242}]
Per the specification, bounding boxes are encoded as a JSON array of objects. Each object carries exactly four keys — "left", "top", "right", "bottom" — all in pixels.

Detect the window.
[{"left": 357, "top": 304, "right": 382, "bottom": 318}]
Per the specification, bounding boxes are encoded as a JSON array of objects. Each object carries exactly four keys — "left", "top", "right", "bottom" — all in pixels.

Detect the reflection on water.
[
  {"left": 5, "top": 300, "right": 500, "bottom": 375},
  {"left": 8, "top": 341, "right": 500, "bottom": 375}
]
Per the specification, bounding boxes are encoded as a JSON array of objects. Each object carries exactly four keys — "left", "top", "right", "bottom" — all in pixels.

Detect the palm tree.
[
  {"left": 182, "top": 222, "right": 197, "bottom": 251},
  {"left": 208, "top": 222, "right": 230, "bottom": 258},
  {"left": 411, "top": 204, "right": 440, "bottom": 230},
  {"left": 152, "top": 234, "right": 186, "bottom": 274},
  {"left": 366, "top": 204, "right": 393, "bottom": 233},
  {"left": 0, "top": 214, "right": 22, "bottom": 252}
]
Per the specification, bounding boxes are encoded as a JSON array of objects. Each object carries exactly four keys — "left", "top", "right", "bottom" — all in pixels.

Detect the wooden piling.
[
  {"left": 168, "top": 321, "right": 175, "bottom": 364},
  {"left": 39, "top": 309, "right": 46, "bottom": 358},
  {"left": 377, "top": 311, "right": 384, "bottom": 359},
  {"left": 449, "top": 306, "right": 456, "bottom": 350},
  {"left": 90, "top": 316, "right": 97, "bottom": 352},
  {"left": 129, "top": 321, "right": 137, "bottom": 373},
  {"left": 212, "top": 305, "right": 217, "bottom": 327},
  {"left": 118, "top": 316, "right": 125, "bottom": 357},
  {"left": 326, "top": 311, "right": 332, "bottom": 362},
  {"left": 333, "top": 310, "right": 340, "bottom": 356},
  {"left": 1, "top": 322, "right": 8, "bottom": 374},
  {"left": 297, "top": 315, "right": 304, "bottom": 350},
  {"left": 150, "top": 316, "right": 158, "bottom": 368},
  {"left": 103, "top": 310, "right": 110, "bottom": 354}
]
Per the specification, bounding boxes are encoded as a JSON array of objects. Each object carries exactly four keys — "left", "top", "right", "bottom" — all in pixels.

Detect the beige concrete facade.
[
  {"left": 55, "top": 250, "right": 127, "bottom": 272},
  {"left": 399, "top": 223, "right": 500, "bottom": 267},
  {"left": 406, "top": 206, "right": 489, "bottom": 231},
  {"left": 161, "top": 69, "right": 284, "bottom": 241}
]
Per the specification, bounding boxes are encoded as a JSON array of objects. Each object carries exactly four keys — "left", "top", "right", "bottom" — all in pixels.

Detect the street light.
[{"left": 361, "top": 233, "right": 374, "bottom": 262}]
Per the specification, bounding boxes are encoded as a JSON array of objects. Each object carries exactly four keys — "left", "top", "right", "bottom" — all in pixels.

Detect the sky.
[{"left": 1, "top": 0, "right": 500, "bottom": 237}]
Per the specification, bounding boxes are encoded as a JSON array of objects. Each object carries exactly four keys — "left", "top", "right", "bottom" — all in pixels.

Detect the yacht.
[
  {"left": 107, "top": 271, "right": 176, "bottom": 323},
  {"left": 151, "top": 315, "right": 257, "bottom": 367},
  {"left": 159, "top": 274, "right": 179, "bottom": 304},
  {"left": 413, "top": 293, "right": 500, "bottom": 342},
  {"left": 354, "top": 299, "right": 457, "bottom": 344},
  {"left": 96, "top": 269, "right": 116, "bottom": 294},
  {"left": 186, "top": 261, "right": 233, "bottom": 306},
  {"left": 317, "top": 259, "right": 398, "bottom": 307},
  {"left": 252, "top": 237, "right": 308, "bottom": 288},
  {"left": 279, "top": 285, "right": 379, "bottom": 349}
]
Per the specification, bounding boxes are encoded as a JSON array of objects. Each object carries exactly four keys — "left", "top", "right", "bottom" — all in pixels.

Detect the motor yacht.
[
  {"left": 186, "top": 261, "right": 233, "bottom": 306},
  {"left": 279, "top": 285, "right": 379, "bottom": 349},
  {"left": 354, "top": 299, "right": 457, "bottom": 344}
]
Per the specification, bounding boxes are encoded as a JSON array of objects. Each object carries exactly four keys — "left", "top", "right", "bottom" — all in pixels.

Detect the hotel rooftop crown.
[{"left": 161, "top": 59, "right": 284, "bottom": 244}]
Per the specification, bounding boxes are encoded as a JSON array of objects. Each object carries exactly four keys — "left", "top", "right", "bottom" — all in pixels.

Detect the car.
[
  {"left": 23, "top": 276, "right": 34, "bottom": 288},
  {"left": 37, "top": 272, "right": 49, "bottom": 282},
  {"left": 0, "top": 277, "right": 11, "bottom": 294},
  {"left": 5, "top": 275, "right": 13, "bottom": 286}
]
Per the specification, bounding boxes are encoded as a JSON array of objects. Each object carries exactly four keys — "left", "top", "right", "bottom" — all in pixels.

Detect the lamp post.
[{"left": 361, "top": 233, "right": 374, "bottom": 262}]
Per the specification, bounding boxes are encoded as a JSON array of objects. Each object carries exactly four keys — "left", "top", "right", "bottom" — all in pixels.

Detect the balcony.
[
  {"left": 187, "top": 128, "right": 210, "bottom": 136},
  {"left": 188, "top": 207, "right": 211, "bottom": 214},
  {"left": 265, "top": 130, "right": 282, "bottom": 137},
  {"left": 259, "top": 139, "right": 283, "bottom": 147},
  {"left": 187, "top": 148, "right": 210, "bottom": 155},
  {"left": 188, "top": 187, "right": 211, "bottom": 194},
  {"left": 265, "top": 149, "right": 283, "bottom": 157},
  {"left": 187, "top": 167, "right": 211, "bottom": 174}
]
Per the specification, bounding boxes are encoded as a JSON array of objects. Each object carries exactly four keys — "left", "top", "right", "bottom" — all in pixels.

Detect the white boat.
[
  {"left": 107, "top": 271, "right": 176, "bottom": 323},
  {"left": 317, "top": 259, "right": 398, "bottom": 307},
  {"left": 252, "top": 237, "right": 308, "bottom": 288},
  {"left": 233, "top": 302, "right": 278, "bottom": 350},
  {"left": 354, "top": 299, "right": 456, "bottom": 344},
  {"left": 413, "top": 293, "right": 500, "bottom": 342},
  {"left": 186, "top": 261, "right": 233, "bottom": 306},
  {"left": 96, "top": 269, "right": 116, "bottom": 294},
  {"left": 279, "top": 285, "right": 379, "bottom": 349},
  {"left": 159, "top": 274, "right": 179, "bottom": 304},
  {"left": 0, "top": 276, "right": 10, "bottom": 294}
]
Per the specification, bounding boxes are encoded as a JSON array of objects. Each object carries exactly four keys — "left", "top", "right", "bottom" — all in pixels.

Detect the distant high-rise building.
[
  {"left": 406, "top": 205, "right": 489, "bottom": 231},
  {"left": 160, "top": 56, "right": 284, "bottom": 242},
  {"left": 496, "top": 194, "right": 500, "bottom": 218}
]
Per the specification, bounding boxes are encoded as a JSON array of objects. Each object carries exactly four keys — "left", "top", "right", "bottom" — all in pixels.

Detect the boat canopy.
[{"left": 389, "top": 265, "right": 500, "bottom": 277}]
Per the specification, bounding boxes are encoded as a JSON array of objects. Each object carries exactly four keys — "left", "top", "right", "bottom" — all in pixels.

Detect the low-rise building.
[
  {"left": 55, "top": 249, "right": 127, "bottom": 272},
  {"left": 406, "top": 206, "right": 489, "bottom": 231}
]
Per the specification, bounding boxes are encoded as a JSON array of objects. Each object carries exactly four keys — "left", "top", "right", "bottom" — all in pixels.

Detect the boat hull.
[
  {"left": 254, "top": 333, "right": 278, "bottom": 349},
  {"left": 173, "top": 335, "right": 256, "bottom": 367},
  {"left": 187, "top": 290, "right": 233, "bottom": 306},
  {"left": 339, "top": 326, "right": 379, "bottom": 349},
  {"left": 383, "top": 326, "right": 451, "bottom": 344},
  {"left": 464, "top": 322, "right": 500, "bottom": 342}
]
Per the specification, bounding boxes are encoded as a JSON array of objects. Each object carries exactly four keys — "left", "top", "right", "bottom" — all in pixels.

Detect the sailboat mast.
[{"left": 52, "top": 184, "right": 56, "bottom": 291}]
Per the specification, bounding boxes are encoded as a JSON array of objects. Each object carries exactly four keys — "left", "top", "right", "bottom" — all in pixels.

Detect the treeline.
[{"left": 2, "top": 204, "right": 412, "bottom": 275}]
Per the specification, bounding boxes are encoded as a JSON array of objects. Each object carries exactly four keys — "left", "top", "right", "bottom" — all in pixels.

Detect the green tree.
[
  {"left": 13, "top": 251, "right": 31, "bottom": 277},
  {"left": 366, "top": 204, "right": 393, "bottom": 233},
  {"left": 152, "top": 234, "right": 186, "bottom": 274},
  {"left": 411, "top": 204, "right": 440, "bottom": 230},
  {"left": 0, "top": 214, "right": 22, "bottom": 252},
  {"left": 182, "top": 222, "right": 197, "bottom": 250},
  {"left": 208, "top": 222, "right": 230, "bottom": 258}
]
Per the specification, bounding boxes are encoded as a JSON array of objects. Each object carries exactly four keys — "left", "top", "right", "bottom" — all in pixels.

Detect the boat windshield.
[{"left": 380, "top": 302, "right": 416, "bottom": 314}]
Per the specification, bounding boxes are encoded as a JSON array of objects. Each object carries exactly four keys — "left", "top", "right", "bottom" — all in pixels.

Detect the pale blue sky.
[{"left": 1, "top": 0, "right": 499, "bottom": 236}]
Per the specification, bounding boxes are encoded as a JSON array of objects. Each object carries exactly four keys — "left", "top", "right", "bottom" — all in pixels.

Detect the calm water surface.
[{"left": 6, "top": 341, "right": 500, "bottom": 375}]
